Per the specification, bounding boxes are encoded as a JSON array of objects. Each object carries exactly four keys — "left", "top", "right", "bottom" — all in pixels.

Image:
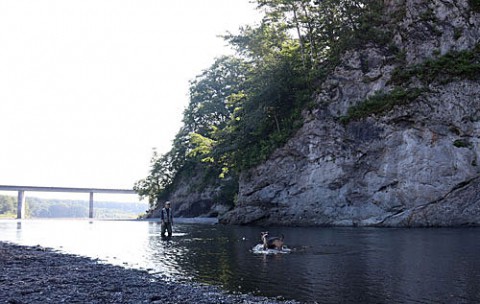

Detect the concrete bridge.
[{"left": 0, "top": 185, "right": 137, "bottom": 219}]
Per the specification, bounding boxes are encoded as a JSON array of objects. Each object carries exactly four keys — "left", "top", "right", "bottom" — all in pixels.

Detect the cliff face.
[{"left": 220, "top": 0, "right": 480, "bottom": 226}]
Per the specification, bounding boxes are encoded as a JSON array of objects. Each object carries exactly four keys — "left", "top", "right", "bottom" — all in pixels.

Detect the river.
[{"left": 1, "top": 219, "right": 479, "bottom": 303}]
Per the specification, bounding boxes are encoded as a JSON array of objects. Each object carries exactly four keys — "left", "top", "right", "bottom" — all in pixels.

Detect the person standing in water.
[{"left": 160, "top": 201, "right": 173, "bottom": 237}]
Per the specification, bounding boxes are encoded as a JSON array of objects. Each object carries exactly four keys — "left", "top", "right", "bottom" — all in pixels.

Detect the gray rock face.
[
  {"left": 149, "top": 163, "right": 235, "bottom": 218},
  {"left": 220, "top": 0, "right": 480, "bottom": 227}
]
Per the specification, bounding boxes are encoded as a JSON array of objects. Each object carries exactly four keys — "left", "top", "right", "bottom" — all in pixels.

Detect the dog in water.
[{"left": 261, "top": 231, "right": 284, "bottom": 250}]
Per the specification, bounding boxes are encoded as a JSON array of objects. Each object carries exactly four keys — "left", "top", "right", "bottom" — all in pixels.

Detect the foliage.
[
  {"left": 134, "top": 56, "right": 249, "bottom": 208},
  {"left": 340, "top": 88, "right": 424, "bottom": 123},
  {"left": 0, "top": 195, "right": 16, "bottom": 218},
  {"left": 470, "top": 0, "right": 480, "bottom": 12},
  {"left": 134, "top": 148, "right": 177, "bottom": 208},
  {"left": 184, "top": 56, "right": 249, "bottom": 137},
  {"left": 339, "top": 44, "right": 480, "bottom": 124},
  {"left": 254, "top": 0, "right": 389, "bottom": 68},
  {"left": 218, "top": 24, "right": 312, "bottom": 170},
  {"left": 453, "top": 139, "right": 472, "bottom": 149},
  {"left": 187, "top": 133, "right": 215, "bottom": 162},
  {"left": 325, "top": 0, "right": 390, "bottom": 56},
  {"left": 391, "top": 44, "right": 480, "bottom": 85}
]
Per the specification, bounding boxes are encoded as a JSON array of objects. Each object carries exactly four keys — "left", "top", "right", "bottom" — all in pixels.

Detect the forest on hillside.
[
  {"left": 0, "top": 195, "right": 147, "bottom": 219},
  {"left": 134, "top": 0, "right": 391, "bottom": 207}
]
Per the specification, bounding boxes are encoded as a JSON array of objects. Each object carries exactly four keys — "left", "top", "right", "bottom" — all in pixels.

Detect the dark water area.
[
  {"left": 1, "top": 220, "right": 480, "bottom": 303},
  {"left": 160, "top": 224, "right": 480, "bottom": 303}
]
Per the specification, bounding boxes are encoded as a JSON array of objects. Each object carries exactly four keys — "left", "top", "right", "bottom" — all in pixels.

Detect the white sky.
[{"left": 0, "top": 0, "right": 260, "bottom": 202}]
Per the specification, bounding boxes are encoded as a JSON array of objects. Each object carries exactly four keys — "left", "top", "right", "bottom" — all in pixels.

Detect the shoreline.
[
  {"left": 4, "top": 217, "right": 480, "bottom": 228},
  {"left": 0, "top": 217, "right": 219, "bottom": 224},
  {"left": 0, "top": 241, "right": 297, "bottom": 304},
  {"left": 137, "top": 217, "right": 219, "bottom": 224}
]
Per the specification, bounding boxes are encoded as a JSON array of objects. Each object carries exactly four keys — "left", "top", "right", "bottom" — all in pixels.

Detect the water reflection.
[
  {"left": 147, "top": 225, "right": 480, "bottom": 303},
  {"left": 144, "top": 223, "right": 191, "bottom": 280},
  {"left": 1, "top": 220, "right": 480, "bottom": 303}
]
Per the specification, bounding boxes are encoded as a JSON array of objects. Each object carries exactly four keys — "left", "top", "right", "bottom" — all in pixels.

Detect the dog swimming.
[{"left": 251, "top": 232, "right": 291, "bottom": 254}]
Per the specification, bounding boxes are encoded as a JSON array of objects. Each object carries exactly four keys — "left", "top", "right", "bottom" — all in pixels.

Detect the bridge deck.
[{"left": 0, "top": 185, "right": 135, "bottom": 194}]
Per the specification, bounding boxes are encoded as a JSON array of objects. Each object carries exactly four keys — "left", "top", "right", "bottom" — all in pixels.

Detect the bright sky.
[{"left": 0, "top": 0, "right": 260, "bottom": 201}]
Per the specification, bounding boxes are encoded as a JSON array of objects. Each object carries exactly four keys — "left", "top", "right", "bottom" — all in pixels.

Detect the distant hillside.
[{"left": 0, "top": 195, "right": 148, "bottom": 219}]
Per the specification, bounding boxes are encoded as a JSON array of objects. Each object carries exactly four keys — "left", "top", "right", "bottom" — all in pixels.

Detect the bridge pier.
[
  {"left": 17, "top": 190, "right": 26, "bottom": 219},
  {"left": 89, "top": 192, "right": 94, "bottom": 218}
]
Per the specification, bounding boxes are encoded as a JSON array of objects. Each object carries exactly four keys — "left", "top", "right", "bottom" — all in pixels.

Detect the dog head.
[{"left": 260, "top": 231, "right": 284, "bottom": 250}]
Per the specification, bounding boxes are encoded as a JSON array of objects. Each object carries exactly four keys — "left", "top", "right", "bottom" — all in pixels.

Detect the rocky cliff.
[{"left": 219, "top": 0, "right": 480, "bottom": 226}]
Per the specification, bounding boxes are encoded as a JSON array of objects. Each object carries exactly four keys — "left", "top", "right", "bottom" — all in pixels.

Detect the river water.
[{"left": 1, "top": 219, "right": 479, "bottom": 303}]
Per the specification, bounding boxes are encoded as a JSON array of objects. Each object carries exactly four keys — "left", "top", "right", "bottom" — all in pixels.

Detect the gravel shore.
[{"left": 0, "top": 242, "right": 298, "bottom": 304}]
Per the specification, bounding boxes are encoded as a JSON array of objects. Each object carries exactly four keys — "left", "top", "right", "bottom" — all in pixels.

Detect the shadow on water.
[{"left": 144, "top": 224, "right": 480, "bottom": 303}]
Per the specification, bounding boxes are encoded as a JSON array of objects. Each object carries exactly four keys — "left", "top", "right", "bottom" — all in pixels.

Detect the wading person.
[{"left": 161, "top": 201, "right": 173, "bottom": 237}]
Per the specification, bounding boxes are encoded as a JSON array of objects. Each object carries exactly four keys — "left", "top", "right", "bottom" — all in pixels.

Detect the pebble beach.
[{"left": 0, "top": 242, "right": 298, "bottom": 304}]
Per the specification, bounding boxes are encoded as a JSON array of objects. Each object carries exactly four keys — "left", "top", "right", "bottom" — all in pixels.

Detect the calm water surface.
[{"left": 1, "top": 219, "right": 479, "bottom": 303}]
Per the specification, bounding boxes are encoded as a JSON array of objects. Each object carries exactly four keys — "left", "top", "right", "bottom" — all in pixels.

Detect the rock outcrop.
[
  {"left": 220, "top": 0, "right": 480, "bottom": 227},
  {"left": 149, "top": 163, "right": 235, "bottom": 218}
]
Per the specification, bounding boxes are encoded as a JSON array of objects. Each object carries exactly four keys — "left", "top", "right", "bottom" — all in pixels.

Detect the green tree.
[
  {"left": 134, "top": 149, "right": 175, "bottom": 208},
  {"left": 184, "top": 56, "right": 249, "bottom": 137},
  {"left": 135, "top": 56, "right": 250, "bottom": 205},
  {"left": 218, "top": 21, "right": 311, "bottom": 170},
  {"left": 0, "top": 195, "right": 16, "bottom": 216}
]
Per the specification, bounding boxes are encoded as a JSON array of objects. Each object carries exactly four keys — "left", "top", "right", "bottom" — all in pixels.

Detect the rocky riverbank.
[{"left": 0, "top": 242, "right": 297, "bottom": 304}]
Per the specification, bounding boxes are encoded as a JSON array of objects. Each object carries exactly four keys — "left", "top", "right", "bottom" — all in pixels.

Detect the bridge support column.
[
  {"left": 17, "top": 190, "right": 26, "bottom": 219},
  {"left": 89, "top": 192, "right": 94, "bottom": 218}
]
